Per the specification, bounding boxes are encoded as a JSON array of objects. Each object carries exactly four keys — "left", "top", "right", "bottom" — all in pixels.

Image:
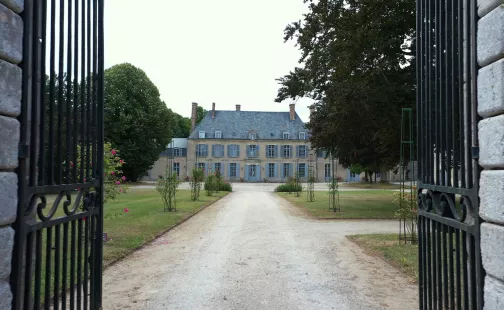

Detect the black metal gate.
[
  {"left": 416, "top": 0, "right": 483, "bottom": 309},
  {"left": 11, "top": 0, "right": 104, "bottom": 309}
]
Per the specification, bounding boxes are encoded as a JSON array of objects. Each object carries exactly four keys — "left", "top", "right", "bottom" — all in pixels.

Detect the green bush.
[
  {"left": 204, "top": 179, "right": 233, "bottom": 192},
  {"left": 275, "top": 184, "right": 302, "bottom": 193}
]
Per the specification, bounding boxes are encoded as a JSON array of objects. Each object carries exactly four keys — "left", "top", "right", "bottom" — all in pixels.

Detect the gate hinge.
[
  {"left": 19, "top": 144, "right": 29, "bottom": 159},
  {"left": 472, "top": 146, "right": 479, "bottom": 159}
]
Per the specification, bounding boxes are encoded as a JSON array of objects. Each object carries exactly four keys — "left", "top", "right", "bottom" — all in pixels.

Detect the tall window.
[
  {"left": 212, "top": 144, "right": 224, "bottom": 157},
  {"left": 283, "top": 163, "right": 290, "bottom": 177},
  {"left": 325, "top": 164, "right": 331, "bottom": 178},
  {"left": 230, "top": 163, "right": 237, "bottom": 177},
  {"left": 198, "top": 162, "right": 206, "bottom": 171},
  {"left": 267, "top": 145, "right": 276, "bottom": 158},
  {"left": 173, "top": 162, "right": 180, "bottom": 176},
  {"left": 298, "top": 145, "right": 307, "bottom": 158},
  {"left": 283, "top": 132, "right": 290, "bottom": 139},
  {"left": 282, "top": 145, "right": 291, "bottom": 158},
  {"left": 173, "top": 148, "right": 182, "bottom": 157},
  {"left": 215, "top": 163, "right": 222, "bottom": 173},
  {"left": 268, "top": 163, "right": 275, "bottom": 178},
  {"left": 299, "top": 132, "right": 306, "bottom": 140},
  {"left": 248, "top": 145, "right": 258, "bottom": 157},
  {"left": 196, "top": 144, "right": 208, "bottom": 157},
  {"left": 215, "top": 131, "right": 222, "bottom": 139},
  {"left": 228, "top": 144, "right": 240, "bottom": 158},
  {"left": 199, "top": 131, "right": 206, "bottom": 138},
  {"left": 298, "top": 163, "right": 306, "bottom": 177}
]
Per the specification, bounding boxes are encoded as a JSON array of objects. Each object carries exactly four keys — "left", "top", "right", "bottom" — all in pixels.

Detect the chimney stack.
[
  {"left": 236, "top": 104, "right": 241, "bottom": 111},
  {"left": 308, "top": 105, "right": 315, "bottom": 119},
  {"left": 212, "top": 102, "right": 216, "bottom": 119},
  {"left": 289, "top": 104, "right": 295, "bottom": 121},
  {"left": 191, "top": 102, "right": 198, "bottom": 132}
]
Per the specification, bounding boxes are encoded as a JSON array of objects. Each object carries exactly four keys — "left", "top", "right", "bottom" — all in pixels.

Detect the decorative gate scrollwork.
[{"left": 416, "top": 0, "right": 484, "bottom": 309}]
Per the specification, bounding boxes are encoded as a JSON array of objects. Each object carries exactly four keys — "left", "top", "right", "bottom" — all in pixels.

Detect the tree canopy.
[
  {"left": 276, "top": 0, "right": 416, "bottom": 180},
  {"left": 104, "top": 63, "right": 174, "bottom": 181}
]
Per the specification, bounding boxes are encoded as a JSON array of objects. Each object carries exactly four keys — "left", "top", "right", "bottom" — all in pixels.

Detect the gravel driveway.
[{"left": 102, "top": 189, "right": 418, "bottom": 310}]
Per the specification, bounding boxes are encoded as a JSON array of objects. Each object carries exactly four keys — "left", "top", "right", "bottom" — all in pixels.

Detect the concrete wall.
[
  {"left": 0, "top": 0, "right": 23, "bottom": 308},
  {"left": 477, "top": 1, "right": 504, "bottom": 309}
]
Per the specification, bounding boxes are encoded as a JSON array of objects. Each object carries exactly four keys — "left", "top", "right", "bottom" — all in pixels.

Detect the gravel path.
[{"left": 103, "top": 190, "right": 418, "bottom": 310}]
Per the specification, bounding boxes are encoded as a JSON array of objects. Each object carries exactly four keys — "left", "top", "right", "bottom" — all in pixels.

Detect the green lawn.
[
  {"left": 347, "top": 234, "right": 418, "bottom": 281},
  {"left": 102, "top": 189, "right": 228, "bottom": 265},
  {"left": 339, "top": 182, "right": 404, "bottom": 190},
  {"left": 37, "top": 189, "right": 228, "bottom": 303},
  {"left": 277, "top": 190, "right": 398, "bottom": 219}
]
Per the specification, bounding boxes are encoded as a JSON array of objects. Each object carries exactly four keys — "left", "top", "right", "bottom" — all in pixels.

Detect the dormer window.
[
  {"left": 215, "top": 131, "right": 222, "bottom": 139},
  {"left": 199, "top": 131, "right": 206, "bottom": 139},
  {"left": 283, "top": 132, "right": 290, "bottom": 140},
  {"left": 249, "top": 133, "right": 256, "bottom": 140},
  {"left": 299, "top": 132, "right": 306, "bottom": 140}
]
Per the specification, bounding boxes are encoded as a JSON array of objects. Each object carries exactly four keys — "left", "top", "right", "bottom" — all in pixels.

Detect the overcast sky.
[{"left": 103, "top": 0, "right": 314, "bottom": 122}]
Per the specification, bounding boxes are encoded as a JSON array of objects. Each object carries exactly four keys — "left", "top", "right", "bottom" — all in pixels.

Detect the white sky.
[{"left": 103, "top": 0, "right": 314, "bottom": 122}]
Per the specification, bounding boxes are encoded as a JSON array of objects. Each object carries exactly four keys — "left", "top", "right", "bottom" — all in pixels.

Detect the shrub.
[
  {"left": 275, "top": 184, "right": 302, "bottom": 193},
  {"left": 205, "top": 175, "right": 218, "bottom": 196},
  {"left": 204, "top": 179, "right": 233, "bottom": 192}
]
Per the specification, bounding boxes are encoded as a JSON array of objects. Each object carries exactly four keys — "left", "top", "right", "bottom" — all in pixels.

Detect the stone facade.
[
  {"left": 477, "top": 1, "right": 504, "bottom": 309},
  {"left": 0, "top": 0, "right": 22, "bottom": 307}
]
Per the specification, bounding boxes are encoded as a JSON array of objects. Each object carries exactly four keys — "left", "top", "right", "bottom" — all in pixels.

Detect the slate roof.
[{"left": 189, "top": 110, "right": 308, "bottom": 140}]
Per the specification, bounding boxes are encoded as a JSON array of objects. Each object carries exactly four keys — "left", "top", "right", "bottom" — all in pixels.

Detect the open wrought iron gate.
[
  {"left": 416, "top": 0, "right": 483, "bottom": 309},
  {"left": 11, "top": 0, "right": 105, "bottom": 309}
]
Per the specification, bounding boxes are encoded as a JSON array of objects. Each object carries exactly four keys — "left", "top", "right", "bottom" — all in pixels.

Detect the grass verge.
[
  {"left": 347, "top": 234, "right": 418, "bottom": 282},
  {"left": 38, "top": 189, "right": 228, "bottom": 301},
  {"left": 339, "top": 182, "right": 403, "bottom": 190},
  {"left": 277, "top": 190, "right": 397, "bottom": 219},
  {"left": 102, "top": 189, "right": 228, "bottom": 265}
]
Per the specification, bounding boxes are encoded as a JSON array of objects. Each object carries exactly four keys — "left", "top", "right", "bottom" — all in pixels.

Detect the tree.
[
  {"left": 169, "top": 110, "right": 191, "bottom": 138},
  {"left": 276, "top": 0, "right": 416, "bottom": 180},
  {"left": 197, "top": 106, "right": 207, "bottom": 125},
  {"left": 104, "top": 63, "right": 174, "bottom": 181}
]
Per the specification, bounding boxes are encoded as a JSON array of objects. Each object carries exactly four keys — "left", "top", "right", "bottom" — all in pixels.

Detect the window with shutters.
[
  {"left": 215, "top": 163, "right": 222, "bottom": 173},
  {"left": 213, "top": 144, "right": 224, "bottom": 158},
  {"left": 283, "top": 163, "right": 290, "bottom": 177},
  {"left": 325, "top": 164, "right": 331, "bottom": 178},
  {"left": 230, "top": 163, "right": 237, "bottom": 177},
  {"left": 248, "top": 145, "right": 258, "bottom": 158},
  {"left": 228, "top": 144, "right": 239, "bottom": 158},
  {"left": 298, "top": 163, "right": 306, "bottom": 177},
  {"left": 268, "top": 163, "right": 275, "bottom": 178},
  {"left": 173, "top": 163, "right": 180, "bottom": 176},
  {"left": 173, "top": 148, "right": 182, "bottom": 157},
  {"left": 198, "top": 162, "right": 206, "bottom": 171},
  {"left": 267, "top": 145, "right": 276, "bottom": 158},
  {"left": 298, "top": 145, "right": 307, "bottom": 158},
  {"left": 196, "top": 144, "right": 208, "bottom": 157},
  {"left": 282, "top": 145, "right": 291, "bottom": 158}
]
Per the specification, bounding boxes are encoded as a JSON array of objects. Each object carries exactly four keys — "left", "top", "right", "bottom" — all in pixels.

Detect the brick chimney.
[
  {"left": 289, "top": 104, "right": 295, "bottom": 121},
  {"left": 236, "top": 104, "right": 241, "bottom": 111},
  {"left": 308, "top": 104, "right": 315, "bottom": 119},
  {"left": 212, "top": 102, "right": 216, "bottom": 119},
  {"left": 191, "top": 102, "right": 198, "bottom": 132}
]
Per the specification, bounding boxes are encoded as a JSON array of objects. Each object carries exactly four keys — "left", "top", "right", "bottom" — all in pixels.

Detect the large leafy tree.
[
  {"left": 170, "top": 110, "right": 191, "bottom": 138},
  {"left": 104, "top": 63, "right": 173, "bottom": 181},
  {"left": 276, "top": 0, "right": 416, "bottom": 181}
]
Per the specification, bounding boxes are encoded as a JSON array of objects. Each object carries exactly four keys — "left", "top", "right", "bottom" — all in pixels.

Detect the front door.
[{"left": 248, "top": 165, "right": 258, "bottom": 182}]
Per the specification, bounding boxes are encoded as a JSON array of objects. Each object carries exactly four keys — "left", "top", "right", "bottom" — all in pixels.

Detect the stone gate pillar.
[
  {"left": 477, "top": 1, "right": 504, "bottom": 308},
  {"left": 0, "top": 0, "right": 23, "bottom": 309}
]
